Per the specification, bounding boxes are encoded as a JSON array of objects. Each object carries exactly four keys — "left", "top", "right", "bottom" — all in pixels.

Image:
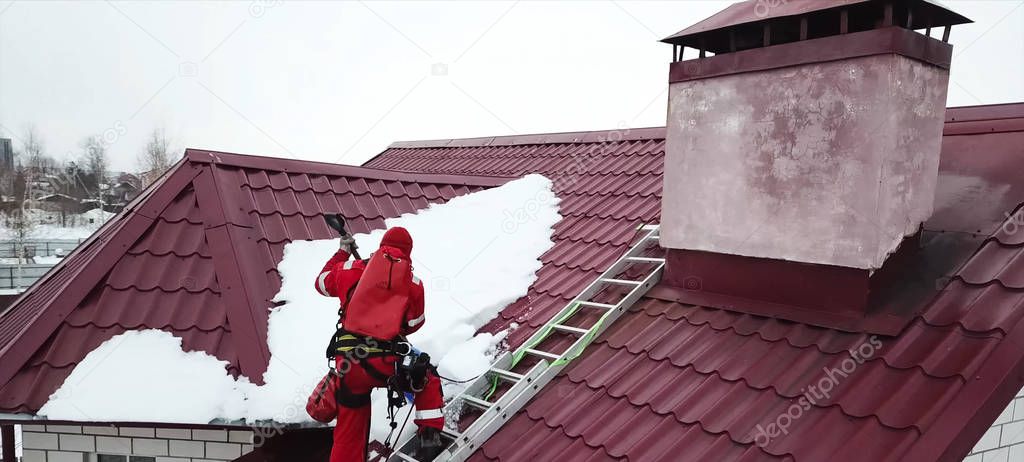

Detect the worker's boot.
[{"left": 414, "top": 427, "right": 444, "bottom": 461}]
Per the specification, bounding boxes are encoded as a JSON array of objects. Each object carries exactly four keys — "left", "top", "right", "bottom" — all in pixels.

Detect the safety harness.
[
  {"left": 314, "top": 218, "right": 435, "bottom": 456},
  {"left": 319, "top": 278, "right": 435, "bottom": 453}
]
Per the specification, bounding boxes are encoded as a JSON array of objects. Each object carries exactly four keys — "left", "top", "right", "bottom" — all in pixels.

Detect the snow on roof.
[
  {"left": 38, "top": 175, "right": 560, "bottom": 438},
  {"left": 0, "top": 149, "right": 509, "bottom": 415}
]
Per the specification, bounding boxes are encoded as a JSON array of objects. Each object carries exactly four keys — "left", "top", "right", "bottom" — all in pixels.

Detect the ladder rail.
[
  {"left": 443, "top": 262, "right": 665, "bottom": 461},
  {"left": 503, "top": 227, "right": 660, "bottom": 357},
  {"left": 388, "top": 225, "right": 664, "bottom": 462}
]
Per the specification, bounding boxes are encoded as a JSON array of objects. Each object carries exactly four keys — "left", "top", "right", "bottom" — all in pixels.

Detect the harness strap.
[
  {"left": 335, "top": 380, "right": 371, "bottom": 408},
  {"left": 331, "top": 333, "right": 412, "bottom": 357},
  {"left": 358, "top": 355, "right": 393, "bottom": 383}
]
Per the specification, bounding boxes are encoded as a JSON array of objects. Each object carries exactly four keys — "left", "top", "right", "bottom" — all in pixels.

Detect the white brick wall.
[
  {"left": 19, "top": 424, "right": 255, "bottom": 462},
  {"left": 966, "top": 386, "right": 1024, "bottom": 461}
]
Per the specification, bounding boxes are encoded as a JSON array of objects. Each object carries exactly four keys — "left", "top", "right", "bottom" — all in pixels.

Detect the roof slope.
[
  {"left": 369, "top": 128, "right": 666, "bottom": 349},
  {"left": 366, "top": 103, "right": 1024, "bottom": 461},
  {"left": 0, "top": 149, "right": 507, "bottom": 414}
]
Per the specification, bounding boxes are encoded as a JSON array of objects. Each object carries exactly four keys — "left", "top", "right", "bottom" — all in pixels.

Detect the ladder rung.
[
  {"left": 462, "top": 395, "right": 493, "bottom": 410},
  {"left": 601, "top": 278, "right": 642, "bottom": 286},
  {"left": 392, "top": 452, "right": 419, "bottom": 462},
  {"left": 489, "top": 367, "right": 524, "bottom": 382},
  {"left": 551, "top": 324, "right": 590, "bottom": 335},
  {"left": 626, "top": 256, "right": 666, "bottom": 263},
  {"left": 524, "top": 348, "right": 561, "bottom": 361},
  {"left": 441, "top": 428, "right": 462, "bottom": 440},
  {"left": 578, "top": 301, "right": 616, "bottom": 309}
]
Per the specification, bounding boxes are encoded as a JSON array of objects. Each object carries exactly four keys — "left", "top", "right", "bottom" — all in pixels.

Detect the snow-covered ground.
[
  {"left": 33, "top": 255, "right": 64, "bottom": 264},
  {"left": 39, "top": 175, "right": 561, "bottom": 441},
  {"left": 0, "top": 207, "right": 114, "bottom": 240}
]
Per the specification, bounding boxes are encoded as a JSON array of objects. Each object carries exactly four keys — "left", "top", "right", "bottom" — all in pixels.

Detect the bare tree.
[
  {"left": 140, "top": 128, "right": 172, "bottom": 185},
  {"left": 9, "top": 167, "right": 37, "bottom": 266},
  {"left": 81, "top": 135, "right": 108, "bottom": 190},
  {"left": 20, "top": 127, "right": 54, "bottom": 174}
]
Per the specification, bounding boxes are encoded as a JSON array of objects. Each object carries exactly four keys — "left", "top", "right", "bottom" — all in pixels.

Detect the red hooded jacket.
[{"left": 313, "top": 227, "right": 426, "bottom": 336}]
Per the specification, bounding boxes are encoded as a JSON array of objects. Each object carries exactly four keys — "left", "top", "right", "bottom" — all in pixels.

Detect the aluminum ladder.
[{"left": 387, "top": 224, "right": 664, "bottom": 462}]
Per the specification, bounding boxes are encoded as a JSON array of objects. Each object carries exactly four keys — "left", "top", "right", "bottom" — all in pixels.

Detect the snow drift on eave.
[{"left": 38, "top": 175, "right": 561, "bottom": 437}]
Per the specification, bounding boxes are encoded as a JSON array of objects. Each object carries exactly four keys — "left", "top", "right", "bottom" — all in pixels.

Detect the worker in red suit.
[{"left": 307, "top": 226, "right": 446, "bottom": 462}]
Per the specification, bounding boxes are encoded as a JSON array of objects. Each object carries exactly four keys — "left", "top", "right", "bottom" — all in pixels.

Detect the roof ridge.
[
  {"left": 186, "top": 149, "right": 513, "bottom": 186},
  {"left": 385, "top": 127, "right": 667, "bottom": 149},
  {"left": 190, "top": 161, "right": 274, "bottom": 382}
]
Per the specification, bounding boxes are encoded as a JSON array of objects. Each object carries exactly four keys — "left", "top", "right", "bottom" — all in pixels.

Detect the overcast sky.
[{"left": 1, "top": 0, "right": 1022, "bottom": 172}]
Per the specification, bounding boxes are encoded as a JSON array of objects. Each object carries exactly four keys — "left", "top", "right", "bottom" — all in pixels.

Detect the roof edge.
[
  {"left": 385, "top": 127, "right": 667, "bottom": 149},
  {"left": 379, "top": 102, "right": 1024, "bottom": 151},
  {"left": 185, "top": 149, "right": 512, "bottom": 187},
  {"left": 0, "top": 414, "right": 275, "bottom": 431},
  {"left": 945, "top": 101, "right": 1024, "bottom": 123}
]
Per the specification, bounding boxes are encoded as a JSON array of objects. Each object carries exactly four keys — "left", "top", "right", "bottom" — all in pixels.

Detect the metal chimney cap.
[{"left": 662, "top": 0, "right": 971, "bottom": 49}]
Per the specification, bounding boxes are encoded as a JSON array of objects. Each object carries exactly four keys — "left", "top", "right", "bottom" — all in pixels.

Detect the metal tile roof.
[
  {"left": 365, "top": 103, "right": 1024, "bottom": 461},
  {"left": 368, "top": 136, "right": 667, "bottom": 349},
  {"left": 0, "top": 149, "right": 507, "bottom": 414}
]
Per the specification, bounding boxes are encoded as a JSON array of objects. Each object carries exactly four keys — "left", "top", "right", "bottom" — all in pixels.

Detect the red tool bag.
[
  {"left": 342, "top": 245, "right": 412, "bottom": 340},
  {"left": 306, "top": 371, "right": 339, "bottom": 423}
]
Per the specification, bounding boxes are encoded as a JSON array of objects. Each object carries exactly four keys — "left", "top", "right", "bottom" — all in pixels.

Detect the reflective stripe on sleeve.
[
  {"left": 408, "top": 313, "right": 425, "bottom": 327},
  {"left": 316, "top": 271, "right": 330, "bottom": 295}
]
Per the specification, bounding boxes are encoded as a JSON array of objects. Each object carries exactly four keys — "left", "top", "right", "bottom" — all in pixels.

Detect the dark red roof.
[
  {"left": 365, "top": 103, "right": 1024, "bottom": 461},
  {"left": 372, "top": 127, "right": 667, "bottom": 349},
  {"left": 0, "top": 149, "right": 507, "bottom": 414}
]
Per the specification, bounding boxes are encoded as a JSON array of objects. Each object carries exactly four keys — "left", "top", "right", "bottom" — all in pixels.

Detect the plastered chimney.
[{"left": 660, "top": 0, "right": 970, "bottom": 270}]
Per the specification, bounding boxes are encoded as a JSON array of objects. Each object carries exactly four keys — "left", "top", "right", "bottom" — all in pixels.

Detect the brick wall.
[
  {"left": 19, "top": 424, "right": 254, "bottom": 462},
  {"left": 965, "top": 387, "right": 1024, "bottom": 462}
]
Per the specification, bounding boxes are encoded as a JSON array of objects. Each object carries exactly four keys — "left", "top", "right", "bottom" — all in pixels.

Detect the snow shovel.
[{"left": 323, "top": 214, "right": 362, "bottom": 260}]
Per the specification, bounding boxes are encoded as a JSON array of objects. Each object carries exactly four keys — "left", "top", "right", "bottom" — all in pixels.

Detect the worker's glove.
[{"left": 339, "top": 235, "right": 357, "bottom": 253}]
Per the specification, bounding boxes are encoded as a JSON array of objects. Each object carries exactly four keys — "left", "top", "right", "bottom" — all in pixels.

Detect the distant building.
[{"left": 0, "top": 138, "right": 12, "bottom": 172}]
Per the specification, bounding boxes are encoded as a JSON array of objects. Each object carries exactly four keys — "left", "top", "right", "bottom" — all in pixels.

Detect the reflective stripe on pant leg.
[
  {"left": 415, "top": 409, "right": 443, "bottom": 420},
  {"left": 412, "top": 368, "right": 445, "bottom": 429}
]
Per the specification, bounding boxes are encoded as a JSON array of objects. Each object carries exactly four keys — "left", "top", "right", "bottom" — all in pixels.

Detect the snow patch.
[
  {"left": 38, "top": 330, "right": 252, "bottom": 423},
  {"left": 40, "top": 174, "right": 561, "bottom": 435}
]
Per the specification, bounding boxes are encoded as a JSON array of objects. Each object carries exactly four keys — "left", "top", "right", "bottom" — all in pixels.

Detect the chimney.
[{"left": 658, "top": 0, "right": 970, "bottom": 330}]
